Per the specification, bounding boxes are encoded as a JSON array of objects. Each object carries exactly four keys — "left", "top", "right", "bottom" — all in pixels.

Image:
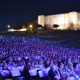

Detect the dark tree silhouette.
[
  {"left": 12, "top": 24, "right": 22, "bottom": 29},
  {"left": 53, "top": 24, "right": 59, "bottom": 28}
]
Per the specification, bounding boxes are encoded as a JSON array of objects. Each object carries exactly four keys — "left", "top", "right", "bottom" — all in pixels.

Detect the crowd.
[{"left": 0, "top": 38, "right": 80, "bottom": 80}]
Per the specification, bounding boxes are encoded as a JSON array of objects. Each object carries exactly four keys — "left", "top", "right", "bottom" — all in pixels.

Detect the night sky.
[{"left": 0, "top": 0, "right": 80, "bottom": 31}]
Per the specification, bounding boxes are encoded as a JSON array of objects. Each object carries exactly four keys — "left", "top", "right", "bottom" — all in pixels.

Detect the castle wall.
[
  {"left": 38, "top": 11, "right": 79, "bottom": 30},
  {"left": 77, "top": 13, "right": 80, "bottom": 30},
  {"left": 45, "top": 13, "right": 70, "bottom": 30},
  {"left": 68, "top": 12, "right": 78, "bottom": 30},
  {"left": 38, "top": 15, "right": 45, "bottom": 27}
]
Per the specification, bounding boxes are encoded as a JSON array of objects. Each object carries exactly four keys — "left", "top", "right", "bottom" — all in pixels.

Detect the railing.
[
  {"left": 0, "top": 35, "right": 70, "bottom": 45},
  {"left": 0, "top": 35, "right": 40, "bottom": 41}
]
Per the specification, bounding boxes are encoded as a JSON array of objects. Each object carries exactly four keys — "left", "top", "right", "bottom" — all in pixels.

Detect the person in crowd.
[
  {"left": 58, "top": 61, "right": 70, "bottom": 80},
  {"left": 44, "top": 59, "right": 50, "bottom": 68},
  {"left": 66, "top": 57, "right": 72, "bottom": 66},
  {"left": 73, "top": 62, "right": 80, "bottom": 77},
  {"left": 2, "top": 63, "right": 8, "bottom": 70},
  {"left": 48, "top": 64, "right": 60, "bottom": 80},
  {"left": 22, "top": 60, "right": 31, "bottom": 80},
  {"left": 66, "top": 62, "right": 80, "bottom": 80}
]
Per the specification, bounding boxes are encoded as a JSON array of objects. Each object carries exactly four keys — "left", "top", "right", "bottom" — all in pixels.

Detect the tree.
[
  {"left": 38, "top": 25, "right": 43, "bottom": 27},
  {"left": 53, "top": 24, "right": 59, "bottom": 28},
  {"left": 69, "top": 22, "right": 74, "bottom": 30},
  {"left": 12, "top": 24, "right": 22, "bottom": 29}
]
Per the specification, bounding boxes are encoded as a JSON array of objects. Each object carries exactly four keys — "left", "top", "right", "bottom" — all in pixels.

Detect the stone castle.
[{"left": 38, "top": 11, "right": 80, "bottom": 30}]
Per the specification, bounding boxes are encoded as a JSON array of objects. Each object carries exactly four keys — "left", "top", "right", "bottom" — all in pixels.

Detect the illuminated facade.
[{"left": 38, "top": 11, "right": 80, "bottom": 30}]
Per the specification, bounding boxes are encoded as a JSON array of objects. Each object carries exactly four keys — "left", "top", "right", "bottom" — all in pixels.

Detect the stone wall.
[
  {"left": 38, "top": 15, "right": 45, "bottom": 27},
  {"left": 38, "top": 11, "right": 80, "bottom": 30},
  {"left": 77, "top": 13, "right": 80, "bottom": 30}
]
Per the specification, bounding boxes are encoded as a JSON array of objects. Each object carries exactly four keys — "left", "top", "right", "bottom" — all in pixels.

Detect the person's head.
[
  {"left": 68, "top": 57, "right": 71, "bottom": 62},
  {"left": 73, "top": 62, "right": 79, "bottom": 69},
  {"left": 68, "top": 63, "right": 73, "bottom": 70},
  {"left": 8, "top": 61, "right": 12, "bottom": 65},
  {"left": 66, "top": 57, "right": 72, "bottom": 65},
  {"left": 12, "top": 62, "right": 16, "bottom": 67},
  {"left": 51, "top": 64, "right": 57, "bottom": 71},
  {"left": 2, "top": 63, "right": 8, "bottom": 68},
  {"left": 61, "top": 58, "right": 66, "bottom": 64},
  {"left": 39, "top": 60, "right": 43, "bottom": 65},
  {"left": 25, "top": 59, "right": 29, "bottom": 65},
  {"left": 58, "top": 61, "right": 64, "bottom": 69},
  {"left": 46, "top": 59, "right": 50, "bottom": 65},
  {"left": 3, "top": 60, "right": 6, "bottom": 63}
]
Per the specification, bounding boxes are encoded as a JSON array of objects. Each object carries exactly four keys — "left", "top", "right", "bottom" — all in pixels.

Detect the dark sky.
[{"left": 0, "top": 0, "right": 80, "bottom": 31}]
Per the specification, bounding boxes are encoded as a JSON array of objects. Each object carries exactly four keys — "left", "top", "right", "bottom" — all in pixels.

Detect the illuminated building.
[{"left": 38, "top": 11, "right": 80, "bottom": 30}]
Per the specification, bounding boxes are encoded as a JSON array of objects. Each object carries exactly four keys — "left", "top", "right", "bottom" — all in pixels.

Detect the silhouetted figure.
[{"left": 22, "top": 60, "right": 31, "bottom": 80}]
